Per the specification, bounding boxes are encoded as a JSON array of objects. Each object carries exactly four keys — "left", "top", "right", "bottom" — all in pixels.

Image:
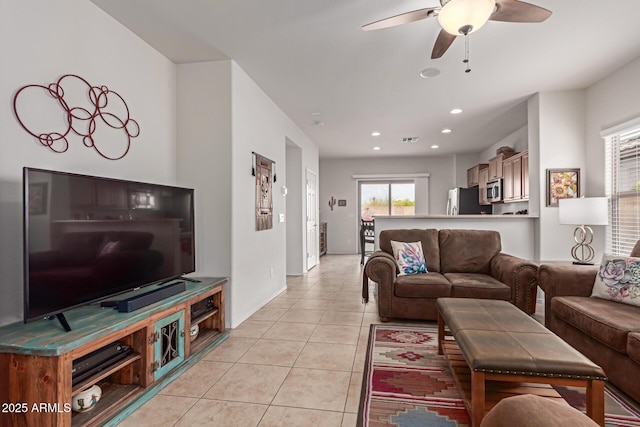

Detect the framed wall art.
[
  {"left": 254, "top": 153, "right": 274, "bottom": 231},
  {"left": 546, "top": 168, "right": 580, "bottom": 206}
]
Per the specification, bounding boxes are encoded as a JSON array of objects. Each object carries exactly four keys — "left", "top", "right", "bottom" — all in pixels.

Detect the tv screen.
[{"left": 23, "top": 167, "right": 195, "bottom": 323}]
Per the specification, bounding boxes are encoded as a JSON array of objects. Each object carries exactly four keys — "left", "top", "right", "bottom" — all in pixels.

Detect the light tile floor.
[
  {"left": 116, "top": 256, "right": 640, "bottom": 425},
  {"left": 117, "top": 254, "right": 413, "bottom": 427}
]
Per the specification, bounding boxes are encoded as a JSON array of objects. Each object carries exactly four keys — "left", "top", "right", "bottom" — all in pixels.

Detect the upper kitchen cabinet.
[
  {"left": 467, "top": 164, "right": 489, "bottom": 187},
  {"left": 488, "top": 152, "right": 517, "bottom": 179},
  {"left": 478, "top": 167, "right": 490, "bottom": 205},
  {"left": 503, "top": 151, "right": 529, "bottom": 203}
]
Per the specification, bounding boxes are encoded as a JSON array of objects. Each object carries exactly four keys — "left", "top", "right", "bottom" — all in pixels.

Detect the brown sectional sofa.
[
  {"left": 362, "top": 229, "right": 538, "bottom": 321},
  {"left": 538, "top": 243, "right": 640, "bottom": 403}
]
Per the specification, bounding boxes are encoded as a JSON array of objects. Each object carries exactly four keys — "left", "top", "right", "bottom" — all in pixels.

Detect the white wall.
[
  {"left": 536, "top": 90, "right": 587, "bottom": 261},
  {"left": 585, "top": 56, "right": 640, "bottom": 256},
  {"left": 319, "top": 156, "right": 455, "bottom": 254},
  {"left": 586, "top": 56, "right": 640, "bottom": 194},
  {"left": 229, "top": 63, "right": 318, "bottom": 327},
  {"left": 176, "top": 61, "right": 232, "bottom": 279},
  {"left": 0, "top": 0, "right": 176, "bottom": 327},
  {"left": 479, "top": 126, "right": 529, "bottom": 161}
]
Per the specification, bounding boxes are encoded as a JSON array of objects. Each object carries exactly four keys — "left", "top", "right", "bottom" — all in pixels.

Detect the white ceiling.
[{"left": 92, "top": 0, "right": 640, "bottom": 159}]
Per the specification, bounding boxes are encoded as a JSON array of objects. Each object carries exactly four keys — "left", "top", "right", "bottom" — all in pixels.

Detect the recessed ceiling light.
[
  {"left": 419, "top": 67, "right": 441, "bottom": 78},
  {"left": 431, "top": 145, "right": 439, "bottom": 149},
  {"left": 441, "top": 128, "right": 452, "bottom": 134},
  {"left": 450, "top": 108, "right": 463, "bottom": 114},
  {"left": 373, "top": 146, "right": 381, "bottom": 151},
  {"left": 371, "top": 131, "right": 381, "bottom": 137}
]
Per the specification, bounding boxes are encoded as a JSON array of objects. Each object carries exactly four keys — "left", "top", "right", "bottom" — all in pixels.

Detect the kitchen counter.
[{"left": 372, "top": 215, "right": 538, "bottom": 259}]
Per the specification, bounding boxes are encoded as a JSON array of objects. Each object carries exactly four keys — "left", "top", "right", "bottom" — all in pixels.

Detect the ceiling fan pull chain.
[{"left": 464, "top": 33, "right": 471, "bottom": 73}]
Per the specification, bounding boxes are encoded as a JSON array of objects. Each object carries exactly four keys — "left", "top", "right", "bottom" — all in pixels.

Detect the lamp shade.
[
  {"left": 558, "top": 197, "right": 609, "bottom": 226},
  {"left": 438, "top": 0, "right": 496, "bottom": 35}
]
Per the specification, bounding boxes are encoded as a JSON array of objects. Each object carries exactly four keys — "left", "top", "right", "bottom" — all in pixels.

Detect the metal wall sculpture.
[
  {"left": 253, "top": 152, "right": 274, "bottom": 231},
  {"left": 13, "top": 74, "right": 140, "bottom": 160}
]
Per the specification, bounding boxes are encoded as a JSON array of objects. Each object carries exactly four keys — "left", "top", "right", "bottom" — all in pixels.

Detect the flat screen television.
[{"left": 23, "top": 167, "right": 195, "bottom": 329}]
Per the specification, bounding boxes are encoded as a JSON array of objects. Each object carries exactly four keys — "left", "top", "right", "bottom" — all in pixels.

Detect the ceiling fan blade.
[
  {"left": 431, "top": 29, "right": 457, "bottom": 59},
  {"left": 362, "top": 7, "right": 439, "bottom": 31},
  {"left": 490, "top": 0, "right": 552, "bottom": 23}
]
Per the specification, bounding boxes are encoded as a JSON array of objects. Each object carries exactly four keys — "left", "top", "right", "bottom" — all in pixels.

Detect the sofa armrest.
[
  {"left": 537, "top": 263, "right": 599, "bottom": 327},
  {"left": 362, "top": 251, "right": 397, "bottom": 313},
  {"left": 490, "top": 253, "right": 538, "bottom": 314},
  {"left": 537, "top": 264, "right": 598, "bottom": 298}
]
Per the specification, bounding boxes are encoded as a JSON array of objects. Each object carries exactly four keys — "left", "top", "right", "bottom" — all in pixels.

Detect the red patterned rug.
[{"left": 357, "top": 324, "right": 640, "bottom": 427}]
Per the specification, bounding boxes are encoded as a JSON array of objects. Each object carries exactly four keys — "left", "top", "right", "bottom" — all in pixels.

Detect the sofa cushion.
[
  {"left": 591, "top": 254, "right": 640, "bottom": 308},
  {"left": 394, "top": 272, "right": 451, "bottom": 298},
  {"left": 629, "top": 332, "right": 640, "bottom": 365},
  {"left": 552, "top": 296, "right": 640, "bottom": 353},
  {"left": 390, "top": 240, "right": 427, "bottom": 276},
  {"left": 439, "top": 229, "right": 501, "bottom": 274},
  {"left": 445, "top": 273, "right": 511, "bottom": 300},
  {"left": 380, "top": 229, "right": 440, "bottom": 273}
]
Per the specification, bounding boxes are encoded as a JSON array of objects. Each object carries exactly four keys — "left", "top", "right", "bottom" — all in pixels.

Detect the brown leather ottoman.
[
  {"left": 436, "top": 298, "right": 606, "bottom": 427},
  {"left": 480, "top": 394, "right": 599, "bottom": 427}
]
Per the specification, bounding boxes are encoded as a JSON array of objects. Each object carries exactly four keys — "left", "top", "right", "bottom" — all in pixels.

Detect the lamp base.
[{"left": 570, "top": 225, "right": 596, "bottom": 265}]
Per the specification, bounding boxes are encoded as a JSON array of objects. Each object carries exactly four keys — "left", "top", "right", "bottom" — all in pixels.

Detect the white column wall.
[{"left": 0, "top": 0, "right": 176, "bottom": 327}]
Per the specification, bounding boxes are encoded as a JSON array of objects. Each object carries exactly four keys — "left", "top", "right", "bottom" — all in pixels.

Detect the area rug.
[{"left": 357, "top": 324, "right": 640, "bottom": 427}]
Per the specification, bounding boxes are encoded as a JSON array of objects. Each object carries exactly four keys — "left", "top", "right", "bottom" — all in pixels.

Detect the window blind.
[{"left": 604, "top": 123, "right": 640, "bottom": 255}]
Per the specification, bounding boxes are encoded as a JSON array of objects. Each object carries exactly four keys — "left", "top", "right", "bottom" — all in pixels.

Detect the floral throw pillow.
[
  {"left": 591, "top": 254, "right": 640, "bottom": 307},
  {"left": 390, "top": 240, "right": 428, "bottom": 276}
]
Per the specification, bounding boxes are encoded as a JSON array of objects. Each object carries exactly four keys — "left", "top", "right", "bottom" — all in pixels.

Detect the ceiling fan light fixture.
[{"left": 438, "top": 0, "right": 496, "bottom": 35}]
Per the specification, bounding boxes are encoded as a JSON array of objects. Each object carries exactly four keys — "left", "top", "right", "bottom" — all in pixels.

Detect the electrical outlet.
[{"left": 270, "top": 268, "right": 274, "bottom": 279}]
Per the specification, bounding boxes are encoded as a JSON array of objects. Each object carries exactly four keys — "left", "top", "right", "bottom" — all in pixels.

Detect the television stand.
[
  {"left": 0, "top": 277, "right": 227, "bottom": 427},
  {"left": 54, "top": 313, "right": 72, "bottom": 332}
]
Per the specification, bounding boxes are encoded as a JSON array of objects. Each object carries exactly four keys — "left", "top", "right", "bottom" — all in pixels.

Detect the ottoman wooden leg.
[
  {"left": 471, "top": 371, "right": 486, "bottom": 427},
  {"left": 586, "top": 379, "right": 605, "bottom": 427}
]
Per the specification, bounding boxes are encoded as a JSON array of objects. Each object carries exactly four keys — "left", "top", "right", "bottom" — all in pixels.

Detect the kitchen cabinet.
[
  {"left": 467, "top": 164, "right": 488, "bottom": 187},
  {"left": 478, "top": 167, "right": 490, "bottom": 205},
  {"left": 522, "top": 152, "right": 529, "bottom": 200},
  {"left": 488, "top": 155, "right": 502, "bottom": 179},
  {"left": 503, "top": 151, "right": 528, "bottom": 203},
  {"left": 488, "top": 153, "right": 516, "bottom": 179},
  {"left": 503, "top": 157, "right": 515, "bottom": 201}
]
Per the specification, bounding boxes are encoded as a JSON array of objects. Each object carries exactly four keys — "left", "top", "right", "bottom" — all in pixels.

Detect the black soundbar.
[{"left": 116, "top": 281, "right": 186, "bottom": 313}]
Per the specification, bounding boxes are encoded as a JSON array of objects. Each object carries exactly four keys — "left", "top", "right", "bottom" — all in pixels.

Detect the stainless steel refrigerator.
[{"left": 446, "top": 187, "right": 492, "bottom": 215}]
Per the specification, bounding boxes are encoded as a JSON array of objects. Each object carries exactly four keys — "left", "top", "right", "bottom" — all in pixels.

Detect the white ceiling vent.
[{"left": 401, "top": 137, "right": 420, "bottom": 144}]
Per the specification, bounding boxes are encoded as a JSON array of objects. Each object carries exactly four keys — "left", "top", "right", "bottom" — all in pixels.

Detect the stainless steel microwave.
[{"left": 487, "top": 178, "right": 503, "bottom": 203}]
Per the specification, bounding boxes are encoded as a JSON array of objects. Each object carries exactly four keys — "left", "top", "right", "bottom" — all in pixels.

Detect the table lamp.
[{"left": 558, "top": 197, "right": 608, "bottom": 265}]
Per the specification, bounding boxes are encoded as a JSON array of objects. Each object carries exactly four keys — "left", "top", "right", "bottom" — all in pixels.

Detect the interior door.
[{"left": 306, "top": 169, "right": 317, "bottom": 270}]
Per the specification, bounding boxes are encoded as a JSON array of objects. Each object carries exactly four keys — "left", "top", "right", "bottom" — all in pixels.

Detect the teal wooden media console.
[{"left": 0, "top": 277, "right": 228, "bottom": 427}]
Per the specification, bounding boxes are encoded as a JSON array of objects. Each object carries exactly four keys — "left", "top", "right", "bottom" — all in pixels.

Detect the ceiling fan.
[{"left": 362, "top": 0, "right": 552, "bottom": 61}]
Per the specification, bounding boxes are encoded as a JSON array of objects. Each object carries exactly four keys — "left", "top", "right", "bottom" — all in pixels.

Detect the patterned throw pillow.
[
  {"left": 390, "top": 240, "right": 428, "bottom": 276},
  {"left": 591, "top": 254, "right": 640, "bottom": 307}
]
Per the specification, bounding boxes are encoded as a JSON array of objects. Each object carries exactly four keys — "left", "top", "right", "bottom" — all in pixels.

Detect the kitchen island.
[{"left": 373, "top": 215, "right": 538, "bottom": 260}]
